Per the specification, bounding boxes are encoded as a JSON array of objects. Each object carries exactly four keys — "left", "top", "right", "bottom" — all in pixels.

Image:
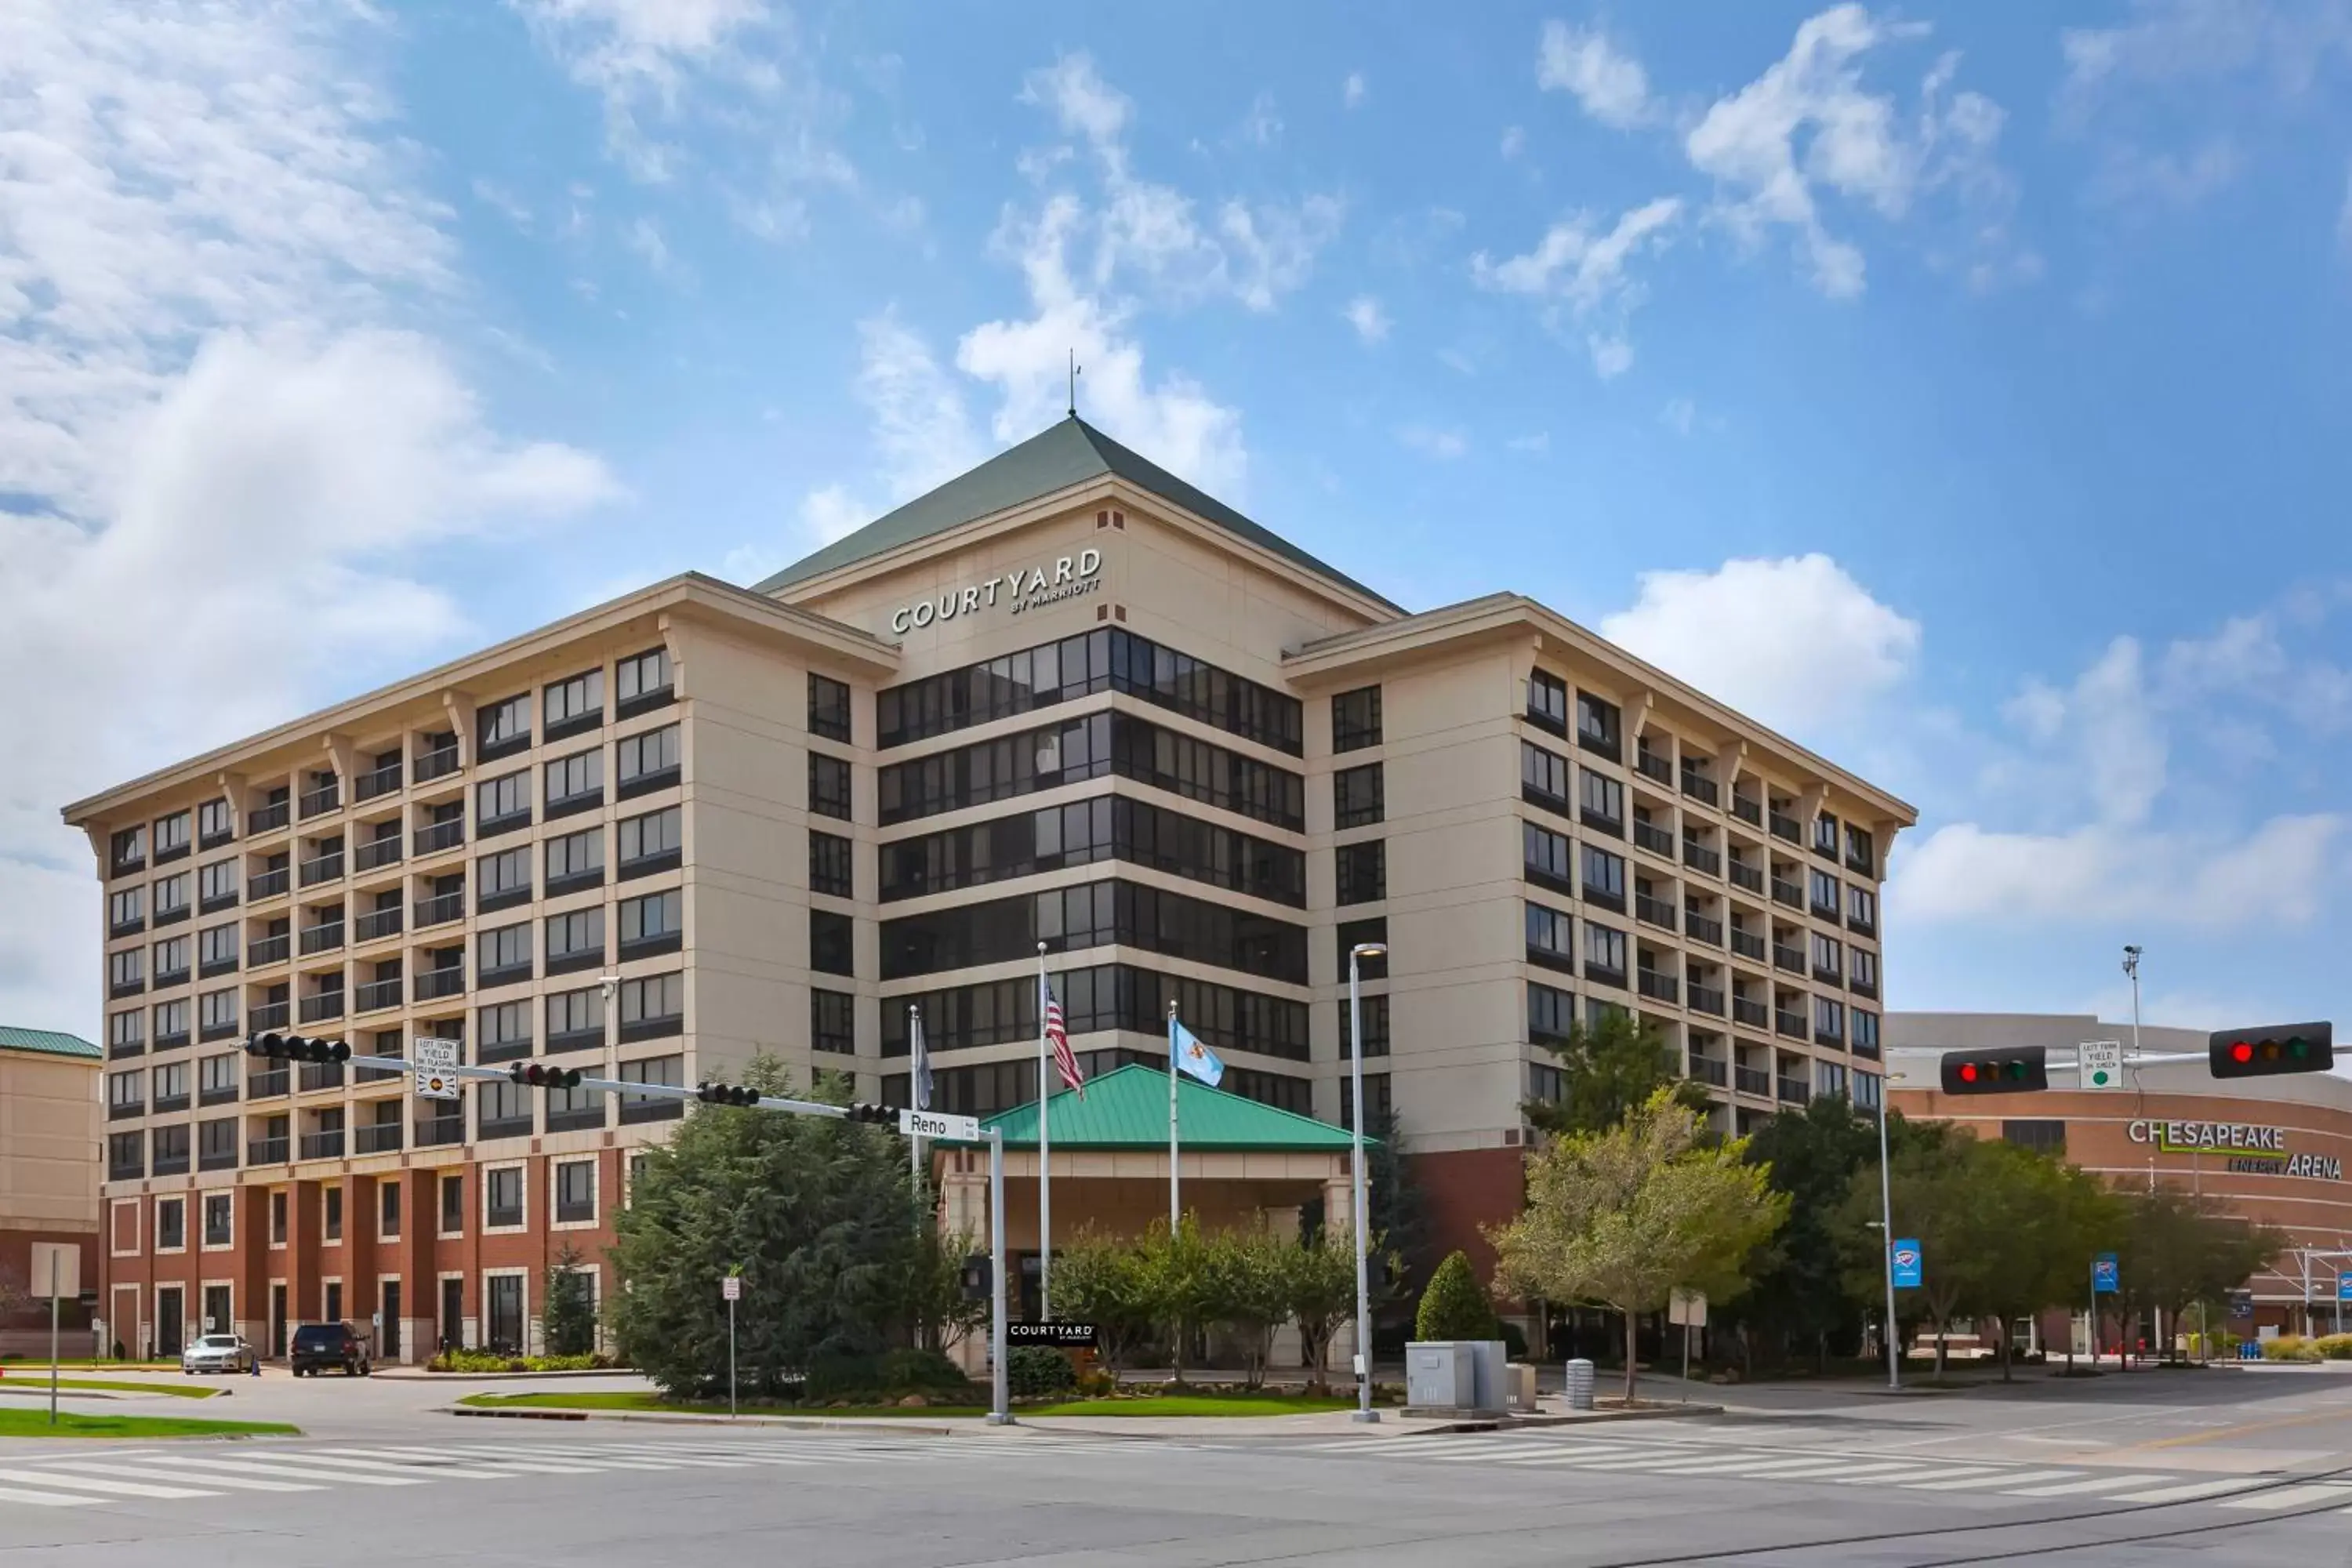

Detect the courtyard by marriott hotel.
[{"left": 65, "top": 417, "right": 1913, "bottom": 1359}]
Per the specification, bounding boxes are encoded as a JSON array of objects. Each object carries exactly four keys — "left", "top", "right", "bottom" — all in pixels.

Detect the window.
[
  {"left": 877, "top": 796, "right": 1305, "bottom": 906},
  {"left": 546, "top": 826, "right": 603, "bottom": 891},
  {"left": 1814, "top": 812, "right": 1839, "bottom": 855},
  {"left": 619, "top": 806, "right": 681, "bottom": 870},
  {"left": 479, "top": 1000, "right": 533, "bottom": 1062},
  {"left": 809, "top": 831, "right": 853, "bottom": 898},
  {"left": 154, "top": 811, "right": 191, "bottom": 859},
  {"left": 1525, "top": 902, "right": 1574, "bottom": 969},
  {"left": 1333, "top": 764, "right": 1383, "bottom": 829},
  {"left": 620, "top": 973, "right": 684, "bottom": 1038},
  {"left": 885, "top": 965, "right": 1308, "bottom": 1062},
  {"left": 1852, "top": 1009, "right": 1879, "bottom": 1054},
  {"left": 1814, "top": 995, "right": 1845, "bottom": 1040},
  {"left": 1526, "top": 669, "right": 1569, "bottom": 734},
  {"left": 485, "top": 1167, "right": 524, "bottom": 1228},
  {"left": 198, "top": 1117, "right": 237, "bottom": 1172},
  {"left": 1331, "top": 686, "right": 1382, "bottom": 752},
  {"left": 1848, "top": 885, "right": 1878, "bottom": 928},
  {"left": 380, "top": 1179, "right": 400, "bottom": 1236},
  {"left": 545, "top": 908, "right": 604, "bottom": 969},
  {"left": 544, "top": 748, "right": 602, "bottom": 811},
  {"left": 619, "top": 890, "right": 682, "bottom": 954},
  {"left": 477, "top": 771, "right": 530, "bottom": 829},
  {"left": 618, "top": 724, "right": 681, "bottom": 793},
  {"left": 2002, "top": 1119, "right": 2066, "bottom": 1156},
  {"left": 154, "top": 1060, "right": 191, "bottom": 1107},
  {"left": 811, "top": 909, "right": 855, "bottom": 976},
  {"left": 1335, "top": 916, "right": 1387, "bottom": 982},
  {"left": 107, "top": 1130, "right": 143, "bottom": 1180},
  {"left": 809, "top": 673, "right": 852, "bottom": 742},
  {"left": 109, "top": 1010, "right": 143, "bottom": 1052},
  {"left": 546, "top": 986, "right": 606, "bottom": 1050},
  {"left": 112, "top": 824, "right": 147, "bottom": 870},
  {"left": 1336, "top": 992, "right": 1391, "bottom": 1058},
  {"left": 200, "top": 989, "right": 238, "bottom": 1033},
  {"left": 153, "top": 998, "right": 189, "bottom": 1043},
  {"left": 1581, "top": 844, "right": 1625, "bottom": 905},
  {"left": 1810, "top": 868, "right": 1841, "bottom": 913},
  {"left": 439, "top": 1173, "right": 464, "bottom": 1234},
  {"left": 1817, "top": 1062, "right": 1849, "bottom": 1100},
  {"left": 1851, "top": 949, "right": 1878, "bottom": 990},
  {"left": 199, "top": 1052, "right": 238, "bottom": 1098},
  {"left": 811, "top": 989, "right": 855, "bottom": 1054},
  {"left": 546, "top": 1080, "right": 604, "bottom": 1132},
  {"left": 1580, "top": 768, "right": 1624, "bottom": 829},
  {"left": 153, "top": 935, "right": 189, "bottom": 981},
  {"left": 1524, "top": 823, "right": 1573, "bottom": 892},
  {"left": 479, "top": 692, "right": 532, "bottom": 755},
  {"left": 555, "top": 1160, "right": 597, "bottom": 1224},
  {"left": 157, "top": 1196, "right": 185, "bottom": 1250},
  {"left": 199, "top": 798, "right": 234, "bottom": 844},
  {"left": 478, "top": 845, "right": 532, "bottom": 908},
  {"left": 883, "top": 880, "right": 1311, "bottom": 985},
  {"left": 617, "top": 647, "right": 672, "bottom": 711},
  {"left": 109, "top": 887, "right": 144, "bottom": 931},
  {"left": 108, "top": 1068, "right": 143, "bottom": 1114},
  {"left": 323, "top": 1185, "right": 343, "bottom": 1241},
  {"left": 271, "top": 1189, "right": 287, "bottom": 1243},
  {"left": 1577, "top": 691, "right": 1621, "bottom": 757},
  {"left": 198, "top": 858, "right": 238, "bottom": 906},
  {"left": 619, "top": 1054, "right": 685, "bottom": 1123},
  {"left": 1527, "top": 982, "right": 1576, "bottom": 1044},
  {"left": 154, "top": 873, "right": 190, "bottom": 919},
  {"left": 479, "top": 1081, "right": 533, "bottom": 1141},
  {"left": 809, "top": 753, "right": 852, "bottom": 820},
  {"left": 199, "top": 923, "right": 237, "bottom": 971},
  {"left": 1334, "top": 839, "right": 1385, "bottom": 906},
  {"left": 477, "top": 923, "right": 532, "bottom": 983},
  {"left": 1845, "top": 823, "right": 1875, "bottom": 873},
  {"left": 1811, "top": 932, "right": 1843, "bottom": 976},
  {"left": 1582, "top": 921, "right": 1627, "bottom": 983},
  {"left": 203, "top": 1193, "right": 232, "bottom": 1247},
  {"left": 544, "top": 668, "right": 604, "bottom": 734},
  {"left": 111, "top": 948, "right": 145, "bottom": 992}
]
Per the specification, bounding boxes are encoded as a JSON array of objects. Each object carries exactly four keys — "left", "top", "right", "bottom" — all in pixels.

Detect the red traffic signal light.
[
  {"left": 1940, "top": 1047, "right": 2049, "bottom": 1095},
  {"left": 696, "top": 1083, "right": 759, "bottom": 1107},
  {"left": 509, "top": 1063, "right": 585, "bottom": 1089},
  {"left": 244, "top": 1032, "right": 349, "bottom": 1063},
  {"left": 2209, "top": 1022, "right": 2333, "bottom": 1080},
  {"left": 846, "top": 1102, "right": 897, "bottom": 1125}
]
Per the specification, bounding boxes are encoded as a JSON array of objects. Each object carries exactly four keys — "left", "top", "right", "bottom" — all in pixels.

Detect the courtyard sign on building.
[
  {"left": 888, "top": 548, "right": 1104, "bottom": 634},
  {"left": 2125, "top": 1120, "right": 2343, "bottom": 1180}
]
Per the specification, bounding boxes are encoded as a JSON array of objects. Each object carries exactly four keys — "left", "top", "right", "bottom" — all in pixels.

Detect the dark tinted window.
[
  {"left": 877, "top": 796, "right": 1304, "bottom": 906},
  {"left": 808, "top": 673, "right": 852, "bottom": 742},
  {"left": 881, "top": 880, "right": 1307, "bottom": 984},
  {"left": 1334, "top": 764, "right": 1384, "bottom": 829},
  {"left": 1331, "top": 686, "right": 1382, "bottom": 753}
]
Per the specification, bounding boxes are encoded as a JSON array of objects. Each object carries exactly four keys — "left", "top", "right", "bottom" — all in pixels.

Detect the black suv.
[{"left": 289, "top": 1321, "right": 372, "bottom": 1377}]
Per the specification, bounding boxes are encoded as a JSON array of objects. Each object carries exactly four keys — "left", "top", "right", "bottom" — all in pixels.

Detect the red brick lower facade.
[
  {"left": 1412, "top": 1145, "right": 1526, "bottom": 1286},
  {"left": 100, "top": 1146, "right": 633, "bottom": 1363}
]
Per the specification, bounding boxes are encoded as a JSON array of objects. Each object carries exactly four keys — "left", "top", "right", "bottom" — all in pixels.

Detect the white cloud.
[
  {"left": 511, "top": 0, "right": 771, "bottom": 182},
  {"left": 1660, "top": 396, "right": 1696, "bottom": 435},
  {"left": 624, "top": 215, "right": 687, "bottom": 280},
  {"left": 1471, "top": 197, "right": 1682, "bottom": 376},
  {"left": 472, "top": 179, "right": 535, "bottom": 230},
  {"left": 1238, "top": 91, "right": 1283, "bottom": 148},
  {"left": 1599, "top": 554, "right": 1922, "bottom": 734},
  {"left": 0, "top": 2, "right": 614, "bottom": 1035},
  {"left": 782, "top": 311, "right": 984, "bottom": 554},
  {"left": 1501, "top": 125, "right": 1527, "bottom": 159},
  {"left": 1537, "top": 20, "right": 1654, "bottom": 128},
  {"left": 1020, "top": 52, "right": 1133, "bottom": 145},
  {"left": 1396, "top": 426, "right": 1467, "bottom": 460},
  {"left": 1343, "top": 295, "right": 1391, "bottom": 343},
  {"left": 1344, "top": 72, "right": 1367, "bottom": 109}
]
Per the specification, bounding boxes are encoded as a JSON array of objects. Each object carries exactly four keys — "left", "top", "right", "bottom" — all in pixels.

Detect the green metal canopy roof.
[
  {"left": 972, "top": 1063, "right": 1363, "bottom": 1152},
  {"left": 751, "top": 416, "right": 1398, "bottom": 611},
  {"left": 0, "top": 1025, "right": 100, "bottom": 1061}
]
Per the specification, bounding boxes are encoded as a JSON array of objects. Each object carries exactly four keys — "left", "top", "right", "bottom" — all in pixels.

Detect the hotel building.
[{"left": 64, "top": 417, "right": 1913, "bottom": 1358}]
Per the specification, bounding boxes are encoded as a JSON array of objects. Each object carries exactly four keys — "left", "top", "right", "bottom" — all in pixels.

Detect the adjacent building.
[
  {"left": 0, "top": 1025, "right": 100, "bottom": 1352},
  {"left": 1890, "top": 1012, "right": 2352, "bottom": 1341},
  {"left": 64, "top": 416, "right": 1913, "bottom": 1359}
]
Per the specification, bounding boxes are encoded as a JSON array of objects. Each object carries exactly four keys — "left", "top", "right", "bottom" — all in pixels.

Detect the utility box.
[
  {"left": 1406, "top": 1341, "right": 1474, "bottom": 1411},
  {"left": 1505, "top": 1362, "right": 1538, "bottom": 1411},
  {"left": 1466, "top": 1340, "right": 1508, "bottom": 1413}
]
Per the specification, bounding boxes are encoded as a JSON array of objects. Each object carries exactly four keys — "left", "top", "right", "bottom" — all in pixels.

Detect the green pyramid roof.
[
  {"left": 969, "top": 1063, "right": 1364, "bottom": 1152},
  {"left": 752, "top": 416, "right": 1396, "bottom": 610},
  {"left": 0, "top": 1025, "right": 100, "bottom": 1060}
]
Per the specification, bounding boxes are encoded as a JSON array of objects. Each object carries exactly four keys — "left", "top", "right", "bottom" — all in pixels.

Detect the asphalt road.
[{"left": 0, "top": 1363, "right": 2344, "bottom": 1564}]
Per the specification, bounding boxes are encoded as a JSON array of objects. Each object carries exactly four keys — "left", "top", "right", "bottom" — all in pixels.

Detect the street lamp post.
[
  {"left": 1876, "top": 1073, "right": 1900, "bottom": 1392},
  {"left": 1348, "top": 941, "right": 1387, "bottom": 1424}
]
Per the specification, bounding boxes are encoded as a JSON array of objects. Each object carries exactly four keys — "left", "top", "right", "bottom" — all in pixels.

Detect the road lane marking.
[
  {"left": 2107, "top": 1477, "right": 2270, "bottom": 1504},
  {"left": 31, "top": 1461, "right": 318, "bottom": 1494},
  {"left": 2006, "top": 1473, "right": 2172, "bottom": 1497},
  {"left": 1905, "top": 1470, "right": 2078, "bottom": 1491},
  {"left": 0, "top": 1486, "right": 96, "bottom": 1508},
  {"left": 2216, "top": 1483, "right": 2352, "bottom": 1511}
]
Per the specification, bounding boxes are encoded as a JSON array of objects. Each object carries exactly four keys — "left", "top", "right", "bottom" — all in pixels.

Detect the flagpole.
[
  {"left": 1036, "top": 941, "right": 1051, "bottom": 1324},
  {"left": 1167, "top": 1000, "right": 1180, "bottom": 1230}
]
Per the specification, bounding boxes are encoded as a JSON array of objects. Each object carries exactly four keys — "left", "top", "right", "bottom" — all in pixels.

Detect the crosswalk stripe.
[
  {"left": 263, "top": 1454, "right": 510, "bottom": 1481},
  {"left": 510, "top": 1447, "right": 759, "bottom": 1468},
  {"left": 2107, "top": 1478, "right": 2268, "bottom": 1504},
  {"left": 31, "top": 1461, "right": 318, "bottom": 1494},
  {"left": 1906, "top": 1470, "right": 2077, "bottom": 1492},
  {"left": 434, "top": 1447, "right": 673, "bottom": 1472},
  {"left": 1828, "top": 1465, "right": 1955, "bottom": 1486},
  {"left": 2217, "top": 1483, "right": 2352, "bottom": 1512},
  {"left": 2007, "top": 1473, "right": 2172, "bottom": 1497},
  {"left": 0, "top": 1486, "right": 97, "bottom": 1508},
  {"left": 0, "top": 1470, "right": 213, "bottom": 1501},
  {"left": 311, "top": 1447, "right": 557, "bottom": 1476}
]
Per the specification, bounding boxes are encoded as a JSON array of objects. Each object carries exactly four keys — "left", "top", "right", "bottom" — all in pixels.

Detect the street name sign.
[
  {"left": 412, "top": 1037, "right": 461, "bottom": 1101},
  {"left": 2078, "top": 1039, "right": 2123, "bottom": 1091},
  {"left": 901, "top": 1109, "right": 982, "bottom": 1141}
]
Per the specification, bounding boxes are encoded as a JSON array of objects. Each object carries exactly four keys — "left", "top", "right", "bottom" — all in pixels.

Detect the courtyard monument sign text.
[{"left": 889, "top": 548, "right": 1103, "bottom": 634}]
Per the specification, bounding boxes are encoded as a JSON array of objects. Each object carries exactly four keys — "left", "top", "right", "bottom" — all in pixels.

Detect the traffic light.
[
  {"left": 696, "top": 1082, "right": 760, "bottom": 1107},
  {"left": 243, "top": 1031, "right": 350, "bottom": 1063},
  {"left": 845, "top": 1102, "right": 896, "bottom": 1125},
  {"left": 2209, "top": 1022, "right": 2334, "bottom": 1080},
  {"left": 509, "top": 1062, "right": 584, "bottom": 1089},
  {"left": 1939, "top": 1046, "right": 2048, "bottom": 1094}
]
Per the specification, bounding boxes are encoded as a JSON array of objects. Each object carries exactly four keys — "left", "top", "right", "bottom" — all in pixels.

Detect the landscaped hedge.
[
  {"left": 428, "top": 1351, "right": 611, "bottom": 1373},
  {"left": 1007, "top": 1346, "right": 1078, "bottom": 1399}
]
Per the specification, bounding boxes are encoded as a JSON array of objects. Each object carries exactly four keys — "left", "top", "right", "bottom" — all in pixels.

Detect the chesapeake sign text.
[{"left": 889, "top": 548, "right": 1103, "bottom": 635}]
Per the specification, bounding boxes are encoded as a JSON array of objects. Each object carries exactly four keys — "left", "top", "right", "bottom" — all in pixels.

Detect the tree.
[
  {"left": 1132, "top": 1217, "right": 1222, "bottom": 1385},
  {"left": 1962, "top": 1143, "right": 2122, "bottom": 1381},
  {"left": 1360, "top": 1104, "right": 1427, "bottom": 1333},
  {"left": 902, "top": 1221, "right": 989, "bottom": 1357},
  {"left": 1415, "top": 1250, "right": 1501, "bottom": 1341},
  {"left": 1734, "top": 1095, "right": 1882, "bottom": 1370},
  {"left": 541, "top": 1242, "right": 598, "bottom": 1357},
  {"left": 1052, "top": 1228, "right": 1151, "bottom": 1372},
  {"left": 1835, "top": 1121, "right": 1980, "bottom": 1378},
  {"left": 2114, "top": 1187, "right": 2284, "bottom": 1362},
  {"left": 1523, "top": 1011, "right": 1712, "bottom": 1138},
  {"left": 1210, "top": 1226, "right": 1296, "bottom": 1389},
  {"left": 608, "top": 1055, "right": 920, "bottom": 1400},
  {"left": 1491, "top": 1088, "right": 1788, "bottom": 1402},
  {"left": 1284, "top": 1231, "right": 1362, "bottom": 1392}
]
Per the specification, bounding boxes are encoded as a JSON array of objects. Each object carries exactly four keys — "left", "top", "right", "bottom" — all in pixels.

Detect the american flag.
[{"left": 1045, "top": 986, "right": 1085, "bottom": 1098}]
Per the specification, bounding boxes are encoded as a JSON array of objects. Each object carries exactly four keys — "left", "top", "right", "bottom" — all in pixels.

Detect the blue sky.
[{"left": 3, "top": 0, "right": 2349, "bottom": 1044}]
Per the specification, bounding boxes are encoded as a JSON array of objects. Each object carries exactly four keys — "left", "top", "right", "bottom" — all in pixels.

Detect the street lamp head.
[{"left": 1350, "top": 942, "right": 1388, "bottom": 960}]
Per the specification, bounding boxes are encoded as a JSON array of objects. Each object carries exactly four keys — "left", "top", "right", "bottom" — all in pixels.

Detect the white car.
[{"left": 181, "top": 1334, "right": 254, "bottom": 1374}]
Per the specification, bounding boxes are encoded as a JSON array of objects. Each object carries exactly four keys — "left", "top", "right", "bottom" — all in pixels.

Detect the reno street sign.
[{"left": 887, "top": 548, "right": 1104, "bottom": 635}]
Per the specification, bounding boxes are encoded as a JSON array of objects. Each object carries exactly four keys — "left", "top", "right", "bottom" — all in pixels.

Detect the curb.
[{"left": 446, "top": 1406, "right": 964, "bottom": 1437}]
